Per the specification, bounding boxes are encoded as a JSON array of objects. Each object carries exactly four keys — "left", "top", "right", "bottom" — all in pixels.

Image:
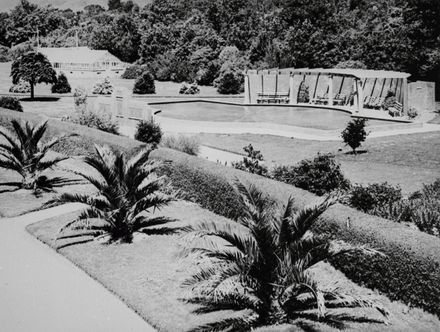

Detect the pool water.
[{"left": 154, "top": 101, "right": 353, "bottom": 130}]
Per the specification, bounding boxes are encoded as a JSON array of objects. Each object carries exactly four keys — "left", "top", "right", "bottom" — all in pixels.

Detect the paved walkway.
[{"left": 0, "top": 204, "right": 155, "bottom": 332}]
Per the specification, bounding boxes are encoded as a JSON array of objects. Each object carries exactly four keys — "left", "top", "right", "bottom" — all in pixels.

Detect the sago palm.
[
  {"left": 46, "top": 145, "right": 176, "bottom": 246},
  {"left": 0, "top": 120, "right": 75, "bottom": 192},
  {"left": 182, "top": 181, "right": 388, "bottom": 331}
]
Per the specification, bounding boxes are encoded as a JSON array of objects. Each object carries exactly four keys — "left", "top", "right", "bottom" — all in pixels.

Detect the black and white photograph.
[{"left": 0, "top": 0, "right": 439, "bottom": 331}]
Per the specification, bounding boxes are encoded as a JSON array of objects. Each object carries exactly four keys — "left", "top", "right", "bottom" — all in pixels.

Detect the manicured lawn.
[
  {"left": 197, "top": 131, "right": 440, "bottom": 194},
  {"left": 0, "top": 157, "right": 94, "bottom": 217},
  {"left": 27, "top": 200, "right": 440, "bottom": 332}
]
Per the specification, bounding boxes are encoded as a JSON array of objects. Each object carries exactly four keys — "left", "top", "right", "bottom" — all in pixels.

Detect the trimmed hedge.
[{"left": 1, "top": 107, "right": 440, "bottom": 317}]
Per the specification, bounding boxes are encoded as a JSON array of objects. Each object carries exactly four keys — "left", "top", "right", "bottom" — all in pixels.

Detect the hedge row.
[
  {"left": 151, "top": 148, "right": 440, "bottom": 318},
  {"left": 1, "top": 107, "right": 440, "bottom": 317}
]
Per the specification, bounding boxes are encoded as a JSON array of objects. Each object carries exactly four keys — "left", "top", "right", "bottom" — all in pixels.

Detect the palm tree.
[
  {"left": 45, "top": 144, "right": 176, "bottom": 246},
  {"left": 182, "top": 181, "right": 388, "bottom": 331},
  {"left": 0, "top": 120, "right": 75, "bottom": 192}
]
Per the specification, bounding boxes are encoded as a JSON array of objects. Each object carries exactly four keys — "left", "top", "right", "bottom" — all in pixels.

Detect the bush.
[
  {"left": 179, "top": 82, "right": 200, "bottom": 95},
  {"left": 9, "top": 79, "right": 31, "bottom": 93},
  {"left": 92, "top": 77, "right": 114, "bottom": 95},
  {"left": 121, "top": 64, "right": 150, "bottom": 79},
  {"left": 51, "top": 72, "right": 71, "bottom": 93},
  {"left": 161, "top": 135, "right": 199, "bottom": 155},
  {"left": 0, "top": 45, "right": 11, "bottom": 62},
  {"left": 215, "top": 70, "right": 241, "bottom": 94},
  {"left": 407, "top": 107, "right": 418, "bottom": 119},
  {"left": 348, "top": 182, "right": 402, "bottom": 212},
  {"left": 62, "top": 108, "right": 119, "bottom": 135},
  {"left": 297, "top": 80, "right": 310, "bottom": 103},
  {"left": 341, "top": 118, "right": 369, "bottom": 154},
  {"left": 383, "top": 90, "right": 396, "bottom": 110},
  {"left": 232, "top": 144, "right": 268, "bottom": 176},
  {"left": 0, "top": 96, "right": 23, "bottom": 112},
  {"left": 271, "top": 153, "right": 350, "bottom": 196},
  {"left": 73, "top": 87, "right": 88, "bottom": 110},
  {"left": 134, "top": 119, "right": 162, "bottom": 147},
  {"left": 133, "top": 72, "right": 155, "bottom": 94}
]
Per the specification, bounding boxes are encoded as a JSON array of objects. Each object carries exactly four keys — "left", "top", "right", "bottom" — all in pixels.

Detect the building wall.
[{"left": 408, "top": 81, "right": 436, "bottom": 111}]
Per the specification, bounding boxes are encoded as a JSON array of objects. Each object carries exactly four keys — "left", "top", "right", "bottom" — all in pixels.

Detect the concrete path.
[{"left": 0, "top": 204, "right": 155, "bottom": 332}]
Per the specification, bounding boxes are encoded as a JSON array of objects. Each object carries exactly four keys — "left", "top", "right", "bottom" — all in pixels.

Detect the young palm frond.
[
  {"left": 45, "top": 144, "right": 176, "bottom": 245},
  {"left": 0, "top": 120, "right": 75, "bottom": 192},
  {"left": 182, "top": 181, "right": 387, "bottom": 331}
]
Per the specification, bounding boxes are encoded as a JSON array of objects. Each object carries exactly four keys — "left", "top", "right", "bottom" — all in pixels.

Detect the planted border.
[{"left": 1, "top": 107, "right": 440, "bottom": 317}]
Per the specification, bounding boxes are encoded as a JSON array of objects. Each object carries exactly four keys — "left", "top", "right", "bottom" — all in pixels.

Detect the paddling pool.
[{"left": 152, "top": 101, "right": 355, "bottom": 130}]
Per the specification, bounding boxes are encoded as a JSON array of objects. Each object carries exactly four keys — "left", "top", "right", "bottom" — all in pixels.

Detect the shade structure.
[{"left": 245, "top": 68, "right": 411, "bottom": 114}]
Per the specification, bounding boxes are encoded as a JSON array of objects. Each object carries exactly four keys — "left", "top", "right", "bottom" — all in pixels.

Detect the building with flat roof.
[{"left": 38, "top": 47, "right": 126, "bottom": 77}]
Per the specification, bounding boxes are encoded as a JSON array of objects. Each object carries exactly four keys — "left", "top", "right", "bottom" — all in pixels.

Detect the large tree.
[{"left": 10, "top": 51, "right": 57, "bottom": 99}]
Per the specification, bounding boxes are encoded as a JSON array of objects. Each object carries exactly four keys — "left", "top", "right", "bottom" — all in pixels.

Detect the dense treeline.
[{"left": 0, "top": 0, "right": 439, "bottom": 86}]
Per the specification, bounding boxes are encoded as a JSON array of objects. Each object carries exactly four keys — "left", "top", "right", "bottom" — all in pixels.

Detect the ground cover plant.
[
  {"left": 63, "top": 107, "right": 119, "bottom": 135},
  {"left": 0, "top": 119, "right": 75, "bottom": 193},
  {"left": 182, "top": 181, "right": 388, "bottom": 331},
  {"left": 45, "top": 145, "right": 176, "bottom": 246},
  {"left": 0, "top": 96, "right": 23, "bottom": 112},
  {"left": 348, "top": 182, "right": 402, "bottom": 213}
]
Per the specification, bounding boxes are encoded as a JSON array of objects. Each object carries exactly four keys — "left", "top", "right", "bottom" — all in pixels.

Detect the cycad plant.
[
  {"left": 182, "top": 181, "right": 388, "bottom": 331},
  {"left": 0, "top": 120, "right": 74, "bottom": 192},
  {"left": 46, "top": 145, "right": 176, "bottom": 246}
]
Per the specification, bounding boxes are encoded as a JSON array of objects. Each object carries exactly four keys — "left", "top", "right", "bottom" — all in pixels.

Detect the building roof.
[
  {"left": 37, "top": 47, "right": 123, "bottom": 64},
  {"left": 247, "top": 67, "right": 411, "bottom": 79}
]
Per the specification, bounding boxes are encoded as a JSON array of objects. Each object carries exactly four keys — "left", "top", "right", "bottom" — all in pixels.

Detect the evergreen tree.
[
  {"left": 51, "top": 72, "right": 71, "bottom": 94},
  {"left": 133, "top": 72, "right": 156, "bottom": 94}
]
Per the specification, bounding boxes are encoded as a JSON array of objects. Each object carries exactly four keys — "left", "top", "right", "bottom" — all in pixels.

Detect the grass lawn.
[
  {"left": 197, "top": 132, "right": 440, "bottom": 194},
  {"left": 0, "top": 157, "right": 94, "bottom": 217},
  {"left": 27, "top": 200, "right": 440, "bottom": 332}
]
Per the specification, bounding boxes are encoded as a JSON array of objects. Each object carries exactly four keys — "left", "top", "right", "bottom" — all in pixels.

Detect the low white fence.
[{"left": 93, "top": 87, "right": 153, "bottom": 122}]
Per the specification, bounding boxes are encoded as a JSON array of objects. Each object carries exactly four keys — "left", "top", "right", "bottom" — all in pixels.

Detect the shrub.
[
  {"left": 158, "top": 162, "right": 243, "bottom": 221},
  {"left": 0, "top": 96, "right": 23, "bottom": 112},
  {"left": 383, "top": 90, "right": 396, "bottom": 110},
  {"left": 9, "top": 79, "right": 31, "bottom": 93},
  {"left": 0, "top": 45, "right": 11, "bottom": 62},
  {"left": 407, "top": 107, "right": 418, "bottom": 119},
  {"left": 297, "top": 80, "right": 310, "bottom": 103},
  {"left": 348, "top": 182, "right": 402, "bottom": 212},
  {"left": 133, "top": 71, "right": 155, "bottom": 94},
  {"left": 341, "top": 118, "right": 368, "bottom": 154},
  {"left": 63, "top": 108, "right": 119, "bottom": 135},
  {"left": 271, "top": 153, "right": 350, "bottom": 196},
  {"left": 215, "top": 70, "right": 241, "bottom": 94},
  {"left": 179, "top": 82, "right": 200, "bottom": 95},
  {"left": 92, "top": 77, "right": 114, "bottom": 95},
  {"left": 121, "top": 64, "right": 150, "bottom": 79},
  {"left": 161, "top": 135, "right": 199, "bottom": 155},
  {"left": 232, "top": 144, "right": 268, "bottom": 176},
  {"left": 134, "top": 119, "right": 162, "bottom": 147},
  {"left": 51, "top": 72, "right": 71, "bottom": 93}
]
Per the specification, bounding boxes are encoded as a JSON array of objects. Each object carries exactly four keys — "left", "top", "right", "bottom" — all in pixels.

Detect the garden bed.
[{"left": 27, "top": 201, "right": 440, "bottom": 332}]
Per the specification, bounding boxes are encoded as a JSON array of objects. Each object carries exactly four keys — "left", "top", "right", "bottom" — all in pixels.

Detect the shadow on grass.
[
  {"left": 344, "top": 150, "right": 368, "bottom": 155},
  {"left": 20, "top": 97, "right": 60, "bottom": 102}
]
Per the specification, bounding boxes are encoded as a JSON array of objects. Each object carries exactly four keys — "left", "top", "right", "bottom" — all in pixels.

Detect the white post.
[
  {"left": 289, "top": 75, "right": 295, "bottom": 105},
  {"left": 403, "top": 78, "right": 408, "bottom": 115},
  {"left": 357, "top": 79, "right": 364, "bottom": 113},
  {"left": 244, "top": 74, "right": 250, "bottom": 104},
  {"left": 328, "top": 75, "right": 334, "bottom": 106}
]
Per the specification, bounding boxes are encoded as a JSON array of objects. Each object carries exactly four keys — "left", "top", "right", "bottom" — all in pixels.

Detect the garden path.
[{"left": 0, "top": 203, "right": 155, "bottom": 332}]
